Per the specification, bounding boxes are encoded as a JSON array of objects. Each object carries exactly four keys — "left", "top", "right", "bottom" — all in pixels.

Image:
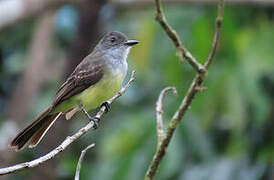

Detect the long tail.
[{"left": 9, "top": 106, "right": 62, "bottom": 151}]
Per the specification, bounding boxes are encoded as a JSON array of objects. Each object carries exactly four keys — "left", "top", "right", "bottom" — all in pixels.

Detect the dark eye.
[{"left": 110, "top": 37, "right": 116, "bottom": 43}]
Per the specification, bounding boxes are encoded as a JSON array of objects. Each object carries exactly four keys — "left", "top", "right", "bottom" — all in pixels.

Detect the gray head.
[
  {"left": 94, "top": 31, "right": 139, "bottom": 63},
  {"left": 95, "top": 31, "right": 138, "bottom": 52}
]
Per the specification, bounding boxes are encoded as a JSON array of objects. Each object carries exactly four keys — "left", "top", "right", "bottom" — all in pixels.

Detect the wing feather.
[{"left": 53, "top": 56, "right": 105, "bottom": 106}]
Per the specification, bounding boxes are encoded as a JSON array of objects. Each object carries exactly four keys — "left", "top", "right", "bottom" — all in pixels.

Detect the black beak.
[{"left": 124, "top": 40, "right": 139, "bottom": 46}]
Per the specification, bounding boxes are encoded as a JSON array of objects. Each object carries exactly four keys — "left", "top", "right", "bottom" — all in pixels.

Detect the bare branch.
[
  {"left": 0, "top": 71, "right": 136, "bottom": 175},
  {"left": 156, "top": 87, "right": 177, "bottom": 147},
  {"left": 154, "top": 0, "right": 205, "bottom": 74},
  {"left": 204, "top": 0, "right": 224, "bottom": 69},
  {"left": 144, "top": 0, "right": 224, "bottom": 179},
  {"left": 74, "top": 143, "right": 95, "bottom": 180}
]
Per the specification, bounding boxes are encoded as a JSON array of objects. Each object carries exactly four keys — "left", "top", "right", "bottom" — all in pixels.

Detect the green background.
[{"left": 0, "top": 2, "right": 273, "bottom": 180}]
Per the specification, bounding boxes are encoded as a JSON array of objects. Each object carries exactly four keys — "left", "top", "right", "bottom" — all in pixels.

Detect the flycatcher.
[{"left": 9, "top": 31, "right": 139, "bottom": 151}]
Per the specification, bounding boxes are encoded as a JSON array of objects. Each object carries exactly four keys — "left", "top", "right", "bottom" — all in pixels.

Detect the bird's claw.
[
  {"left": 100, "top": 102, "right": 110, "bottom": 113},
  {"left": 91, "top": 117, "right": 100, "bottom": 129}
]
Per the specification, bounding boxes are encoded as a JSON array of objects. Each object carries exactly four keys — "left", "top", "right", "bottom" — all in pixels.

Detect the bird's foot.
[
  {"left": 80, "top": 104, "right": 100, "bottom": 129},
  {"left": 90, "top": 116, "right": 100, "bottom": 129},
  {"left": 100, "top": 102, "right": 110, "bottom": 113},
  {"left": 85, "top": 113, "right": 100, "bottom": 129}
]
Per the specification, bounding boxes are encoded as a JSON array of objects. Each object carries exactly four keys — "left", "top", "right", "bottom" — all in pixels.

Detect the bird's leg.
[
  {"left": 79, "top": 104, "right": 99, "bottom": 129},
  {"left": 100, "top": 101, "right": 110, "bottom": 113}
]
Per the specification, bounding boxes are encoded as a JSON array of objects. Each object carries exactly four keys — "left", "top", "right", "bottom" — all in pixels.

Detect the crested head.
[
  {"left": 94, "top": 31, "right": 139, "bottom": 62},
  {"left": 95, "top": 31, "right": 139, "bottom": 51},
  {"left": 100, "top": 31, "right": 128, "bottom": 49}
]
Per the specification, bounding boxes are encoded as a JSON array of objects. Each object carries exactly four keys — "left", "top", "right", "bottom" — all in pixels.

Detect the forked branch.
[
  {"left": 144, "top": 1, "right": 224, "bottom": 179},
  {"left": 154, "top": 0, "right": 206, "bottom": 74}
]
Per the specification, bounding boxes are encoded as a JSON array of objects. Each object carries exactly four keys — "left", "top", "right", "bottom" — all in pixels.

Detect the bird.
[{"left": 9, "top": 31, "right": 139, "bottom": 151}]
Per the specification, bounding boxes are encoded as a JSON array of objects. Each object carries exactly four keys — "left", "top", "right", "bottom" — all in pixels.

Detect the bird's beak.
[{"left": 124, "top": 40, "right": 139, "bottom": 46}]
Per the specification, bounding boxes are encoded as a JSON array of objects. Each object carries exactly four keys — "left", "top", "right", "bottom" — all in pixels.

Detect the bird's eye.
[{"left": 110, "top": 37, "right": 116, "bottom": 43}]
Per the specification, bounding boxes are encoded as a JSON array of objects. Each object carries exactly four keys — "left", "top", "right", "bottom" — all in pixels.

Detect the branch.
[
  {"left": 0, "top": 71, "right": 136, "bottom": 175},
  {"left": 155, "top": 87, "right": 177, "bottom": 147},
  {"left": 74, "top": 143, "right": 95, "bottom": 180},
  {"left": 154, "top": 0, "right": 205, "bottom": 74},
  {"left": 144, "top": 0, "right": 224, "bottom": 179},
  {"left": 204, "top": 0, "right": 224, "bottom": 70}
]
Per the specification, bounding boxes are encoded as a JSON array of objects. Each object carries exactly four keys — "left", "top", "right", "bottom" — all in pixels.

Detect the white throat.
[{"left": 104, "top": 46, "right": 131, "bottom": 76}]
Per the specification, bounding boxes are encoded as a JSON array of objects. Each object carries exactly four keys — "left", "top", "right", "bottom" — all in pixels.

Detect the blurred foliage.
[{"left": 0, "top": 4, "right": 273, "bottom": 180}]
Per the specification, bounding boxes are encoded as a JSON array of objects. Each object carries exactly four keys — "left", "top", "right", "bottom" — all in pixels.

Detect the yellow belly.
[
  {"left": 52, "top": 71, "right": 125, "bottom": 113},
  {"left": 75, "top": 73, "right": 124, "bottom": 109}
]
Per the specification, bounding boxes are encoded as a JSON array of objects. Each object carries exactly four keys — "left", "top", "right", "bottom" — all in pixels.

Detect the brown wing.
[{"left": 53, "top": 57, "right": 105, "bottom": 106}]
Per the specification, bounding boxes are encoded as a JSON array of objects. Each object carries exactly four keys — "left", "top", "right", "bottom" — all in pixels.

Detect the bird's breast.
[{"left": 76, "top": 64, "right": 127, "bottom": 110}]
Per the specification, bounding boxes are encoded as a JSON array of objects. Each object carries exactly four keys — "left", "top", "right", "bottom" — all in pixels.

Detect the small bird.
[{"left": 9, "top": 31, "right": 139, "bottom": 151}]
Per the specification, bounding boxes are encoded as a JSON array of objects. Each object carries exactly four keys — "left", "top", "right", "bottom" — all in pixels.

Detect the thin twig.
[
  {"left": 204, "top": 0, "right": 224, "bottom": 69},
  {"left": 0, "top": 71, "right": 136, "bottom": 175},
  {"left": 144, "top": 1, "right": 224, "bottom": 179},
  {"left": 74, "top": 143, "right": 95, "bottom": 180},
  {"left": 155, "top": 87, "right": 177, "bottom": 147},
  {"left": 154, "top": 0, "right": 205, "bottom": 74}
]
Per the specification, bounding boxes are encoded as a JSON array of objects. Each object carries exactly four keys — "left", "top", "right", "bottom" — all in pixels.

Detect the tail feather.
[
  {"left": 9, "top": 106, "right": 61, "bottom": 151},
  {"left": 29, "top": 112, "right": 62, "bottom": 148}
]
